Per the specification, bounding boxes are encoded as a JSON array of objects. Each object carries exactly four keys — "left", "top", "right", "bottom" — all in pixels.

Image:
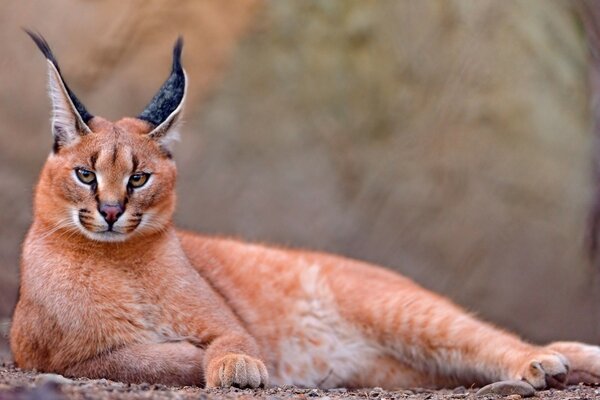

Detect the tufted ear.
[
  {"left": 138, "top": 37, "right": 187, "bottom": 153},
  {"left": 25, "top": 30, "right": 93, "bottom": 152}
]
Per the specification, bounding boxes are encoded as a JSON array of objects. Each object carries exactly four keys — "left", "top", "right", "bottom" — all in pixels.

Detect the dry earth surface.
[{"left": 0, "top": 363, "right": 598, "bottom": 400}]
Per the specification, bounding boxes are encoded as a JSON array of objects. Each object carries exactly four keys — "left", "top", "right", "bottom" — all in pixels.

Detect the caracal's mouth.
[{"left": 72, "top": 208, "right": 145, "bottom": 242}]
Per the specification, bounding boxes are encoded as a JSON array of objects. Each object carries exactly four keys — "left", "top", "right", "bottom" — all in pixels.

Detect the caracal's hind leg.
[
  {"left": 323, "top": 260, "right": 571, "bottom": 389},
  {"left": 547, "top": 342, "right": 600, "bottom": 385},
  {"left": 63, "top": 341, "right": 205, "bottom": 386}
]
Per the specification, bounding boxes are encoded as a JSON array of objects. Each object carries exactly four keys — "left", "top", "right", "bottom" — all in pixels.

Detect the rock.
[
  {"left": 476, "top": 380, "right": 535, "bottom": 397},
  {"left": 35, "top": 373, "right": 73, "bottom": 386},
  {"left": 452, "top": 386, "right": 467, "bottom": 394}
]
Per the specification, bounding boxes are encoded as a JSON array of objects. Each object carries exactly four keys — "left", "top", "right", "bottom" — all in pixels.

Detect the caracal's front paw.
[
  {"left": 547, "top": 341, "right": 600, "bottom": 385},
  {"left": 512, "top": 350, "right": 569, "bottom": 389},
  {"left": 206, "top": 353, "right": 269, "bottom": 388}
]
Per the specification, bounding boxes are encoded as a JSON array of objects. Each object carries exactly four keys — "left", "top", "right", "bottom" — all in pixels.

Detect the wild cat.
[{"left": 9, "top": 32, "right": 600, "bottom": 390}]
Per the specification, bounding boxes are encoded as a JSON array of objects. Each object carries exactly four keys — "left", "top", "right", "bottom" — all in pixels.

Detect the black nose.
[{"left": 99, "top": 203, "right": 124, "bottom": 226}]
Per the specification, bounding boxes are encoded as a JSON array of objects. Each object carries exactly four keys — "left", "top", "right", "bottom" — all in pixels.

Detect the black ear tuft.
[
  {"left": 138, "top": 36, "right": 186, "bottom": 128},
  {"left": 24, "top": 29, "right": 59, "bottom": 69},
  {"left": 172, "top": 36, "right": 183, "bottom": 73},
  {"left": 24, "top": 29, "right": 93, "bottom": 124}
]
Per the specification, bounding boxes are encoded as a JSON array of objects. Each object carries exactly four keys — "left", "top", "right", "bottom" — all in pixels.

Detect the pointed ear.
[
  {"left": 138, "top": 37, "right": 187, "bottom": 153},
  {"left": 25, "top": 30, "right": 93, "bottom": 151}
]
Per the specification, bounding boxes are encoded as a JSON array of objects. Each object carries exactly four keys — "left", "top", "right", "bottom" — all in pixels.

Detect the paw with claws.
[
  {"left": 513, "top": 351, "right": 570, "bottom": 389},
  {"left": 206, "top": 354, "right": 269, "bottom": 388},
  {"left": 547, "top": 342, "right": 600, "bottom": 385}
]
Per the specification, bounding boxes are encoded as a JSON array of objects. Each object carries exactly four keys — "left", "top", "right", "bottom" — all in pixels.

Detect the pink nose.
[{"left": 99, "top": 203, "right": 124, "bottom": 225}]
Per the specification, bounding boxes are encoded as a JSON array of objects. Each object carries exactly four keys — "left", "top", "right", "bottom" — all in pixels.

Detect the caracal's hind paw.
[
  {"left": 512, "top": 350, "right": 570, "bottom": 389},
  {"left": 547, "top": 341, "right": 600, "bottom": 385}
]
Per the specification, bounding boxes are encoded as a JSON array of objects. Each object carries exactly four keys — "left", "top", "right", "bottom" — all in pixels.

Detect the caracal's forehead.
[{"left": 57, "top": 117, "right": 169, "bottom": 171}]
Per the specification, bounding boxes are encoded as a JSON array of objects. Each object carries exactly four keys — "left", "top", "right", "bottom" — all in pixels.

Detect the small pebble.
[
  {"left": 35, "top": 373, "right": 74, "bottom": 386},
  {"left": 452, "top": 386, "right": 467, "bottom": 394},
  {"left": 476, "top": 380, "right": 535, "bottom": 397}
]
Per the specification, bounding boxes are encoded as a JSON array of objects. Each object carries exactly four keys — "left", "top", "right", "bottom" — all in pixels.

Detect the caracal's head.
[{"left": 27, "top": 31, "right": 187, "bottom": 243}]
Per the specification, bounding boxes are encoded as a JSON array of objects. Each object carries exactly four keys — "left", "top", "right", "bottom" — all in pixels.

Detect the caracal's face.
[
  {"left": 39, "top": 117, "right": 177, "bottom": 242},
  {"left": 26, "top": 32, "right": 185, "bottom": 243}
]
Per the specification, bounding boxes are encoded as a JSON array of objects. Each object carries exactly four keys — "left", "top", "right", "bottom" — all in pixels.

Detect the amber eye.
[
  {"left": 75, "top": 168, "right": 96, "bottom": 185},
  {"left": 129, "top": 173, "right": 150, "bottom": 188}
]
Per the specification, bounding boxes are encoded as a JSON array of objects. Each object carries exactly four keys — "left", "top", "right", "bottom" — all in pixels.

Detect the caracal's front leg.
[
  {"left": 63, "top": 341, "right": 205, "bottom": 386},
  {"left": 173, "top": 270, "right": 269, "bottom": 388}
]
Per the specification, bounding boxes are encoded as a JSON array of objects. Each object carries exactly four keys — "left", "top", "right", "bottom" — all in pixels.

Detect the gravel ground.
[{"left": 0, "top": 364, "right": 599, "bottom": 400}]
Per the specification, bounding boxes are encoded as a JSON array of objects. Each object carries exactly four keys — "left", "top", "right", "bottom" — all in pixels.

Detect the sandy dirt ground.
[{"left": 0, "top": 363, "right": 598, "bottom": 400}]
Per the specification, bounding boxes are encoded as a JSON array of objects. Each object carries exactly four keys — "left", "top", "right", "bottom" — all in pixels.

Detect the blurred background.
[{"left": 0, "top": 0, "right": 599, "bottom": 357}]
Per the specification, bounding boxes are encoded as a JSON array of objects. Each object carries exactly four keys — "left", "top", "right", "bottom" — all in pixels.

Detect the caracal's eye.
[
  {"left": 75, "top": 168, "right": 96, "bottom": 185},
  {"left": 129, "top": 173, "right": 150, "bottom": 188}
]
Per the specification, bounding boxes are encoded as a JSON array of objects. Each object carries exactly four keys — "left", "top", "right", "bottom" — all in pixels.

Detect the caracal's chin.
[{"left": 80, "top": 229, "right": 133, "bottom": 243}]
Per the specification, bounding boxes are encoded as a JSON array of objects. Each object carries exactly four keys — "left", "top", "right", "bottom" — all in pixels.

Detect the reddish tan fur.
[{"left": 11, "top": 45, "right": 600, "bottom": 389}]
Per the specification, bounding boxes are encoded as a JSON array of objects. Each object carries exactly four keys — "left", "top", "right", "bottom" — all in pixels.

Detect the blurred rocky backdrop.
[{"left": 0, "top": 0, "right": 597, "bottom": 356}]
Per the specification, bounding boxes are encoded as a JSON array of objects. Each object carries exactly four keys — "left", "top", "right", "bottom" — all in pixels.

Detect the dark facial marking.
[
  {"left": 123, "top": 218, "right": 142, "bottom": 232},
  {"left": 111, "top": 144, "right": 118, "bottom": 165},
  {"left": 90, "top": 152, "right": 98, "bottom": 169},
  {"left": 78, "top": 213, "right": 101, "bottom": 230},
  {"left": 79, "top": 215, "right": 93, "bottom": 222},
  {"left": 132, "top": 154, "right": 139, "bottom": 173}
]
